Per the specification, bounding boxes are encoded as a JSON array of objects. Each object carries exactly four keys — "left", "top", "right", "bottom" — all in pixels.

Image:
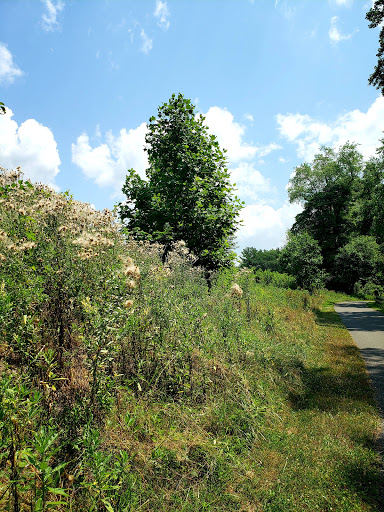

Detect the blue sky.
[{"left": 0, "top": 0, "right": 383, "bottom": 255}]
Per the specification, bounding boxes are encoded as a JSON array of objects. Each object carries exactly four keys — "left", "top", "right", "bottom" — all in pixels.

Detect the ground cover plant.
[{"left": 0, "top": 168, "right": 382, "bottom": 511}]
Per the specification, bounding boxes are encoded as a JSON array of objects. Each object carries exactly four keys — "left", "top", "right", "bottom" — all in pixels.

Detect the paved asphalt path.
[
  {"left": 335, "top": 301, "right": 384, "bottom": 416},
  {"left": 335, "top": 301, "right": 384, "bottom": 503}
]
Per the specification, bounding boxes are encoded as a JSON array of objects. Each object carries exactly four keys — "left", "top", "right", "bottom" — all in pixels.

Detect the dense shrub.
[{"left": 253, "top": 268, "right": 296, "bottom": 289}]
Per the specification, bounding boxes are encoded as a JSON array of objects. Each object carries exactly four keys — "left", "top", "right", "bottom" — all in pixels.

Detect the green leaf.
[
  {"left": 101, "top": 499, "right": 115, "bottom": 512},
  {"left": 47, "top": 487, "right": 69, "bottom": 497}
]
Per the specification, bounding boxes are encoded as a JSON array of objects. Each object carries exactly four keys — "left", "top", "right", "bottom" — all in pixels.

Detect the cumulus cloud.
[
  {"left": 0, "top": 109, "right": 60, "bottom": 188},
  {"left": 140, "top": 29, "right": 153, "bottom": 54},
  {"left": 201, "top": 106, "right": 281, "bottom": 208},
  {"left": 329, "top": 16, "right": 354, "bottom": 44},
  {"left": 203, "top": 106, "right": 257, "bottom": 162},
  {"left": 154, "top": 0, "right": 170, "bottom": 30},
  {"left": 41, "top": 0, "right": 65, "bottom": 32},
  {"left": 203, "top": 106, "right": 281, "bottom": 163},
  {"left": 276, "top": 96, "right": 384, "bottom": 161},
  {"left": 231, "top": 162, "right": 273, "bottom": 202},
  {"left": 236, "top": 202, "right": 303, "bottom": 253},
  {"left": 71, "top": 124, "right": 148, "bottom": 196},
  {"left": 0, "top": 43, "right": 23, "bottom": 85}
]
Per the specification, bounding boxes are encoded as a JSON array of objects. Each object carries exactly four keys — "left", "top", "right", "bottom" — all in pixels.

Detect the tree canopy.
[
  {"left": 366, "top": 0, "right": 384, "bottom": 95},
  {"left": 335, "top": 236, "right": 383, "bottom": 292},
  {"left": 239, "top": 247, "right": 282, "bottom": 272},
  {"left": 288, "top": 142, "right": 363, "bottom": 270},
  {"left": 286, "top": 140, "right": 384, "bottom": 291},
  {"left": 278, "top": 232, "right": 327, "bottom": 291},
  {"left": 117, "top": 93, "right": 243, "bottom": 271},
  {"left": 242, "top": 139, "right": 384, "bottom": 294}
]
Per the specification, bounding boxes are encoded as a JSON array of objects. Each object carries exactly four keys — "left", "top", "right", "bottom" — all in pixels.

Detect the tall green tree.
[
  {"left": 117, "top": 93, "right": 243, "bottom": 271},
  {"left": 279, "top": 232, "right": 327, "bottom": 291},
  {"left": 288, "top": 143, "right": 363, "bottom": 270},
  {"left": 366, "top": 0, "right": 384, "bottom": 95},
  {"left": 335, "top": 236, "right": 383, "bottom": 292},
  {"left": 357, "top": 140, "right": 384, "bottom": 246}
]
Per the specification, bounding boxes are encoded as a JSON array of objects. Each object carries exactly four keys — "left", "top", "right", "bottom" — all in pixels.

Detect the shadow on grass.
[
  {"left": 287, "top": 308, "right": 383, "bottom": 509},
  {"left": 289, "top": 359, "right": 376, "bottom": 414},
  {"left": 315, "top": 309, "right": 350, "bottom": 329},
  {"left": 290, "top": 309, "right": 376, "bottom": 412}
]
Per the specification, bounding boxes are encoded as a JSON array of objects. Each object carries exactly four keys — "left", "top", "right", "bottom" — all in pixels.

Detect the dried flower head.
[
  {"left": 124, "top": 265, "right": 140, "bottom": 279},
  {"left": 126, "top": 279, "right": 137, "bottom": 290},
  {"left": 230, "top": 283, "right": 243, "bottom": 298}
]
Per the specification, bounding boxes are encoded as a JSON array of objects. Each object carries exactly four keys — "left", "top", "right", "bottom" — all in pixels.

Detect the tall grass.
[{"left": 0, "top": 168, "right": 381, "bottom": 511}]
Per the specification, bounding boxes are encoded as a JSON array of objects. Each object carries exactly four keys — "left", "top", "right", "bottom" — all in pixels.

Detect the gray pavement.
[
  {"left": 334, "top": 301, "right": 384, "bottom": 506},
  {"left": 335, "top": 301, "right": 384, "bottom": 417},
  {"left": 335, "top": 297, "right": 384, "bottom": 486}
]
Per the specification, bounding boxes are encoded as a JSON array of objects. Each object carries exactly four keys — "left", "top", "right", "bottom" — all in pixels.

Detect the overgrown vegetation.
[{"left": 0, "top": 167, "right": 382, "bottom": 511}]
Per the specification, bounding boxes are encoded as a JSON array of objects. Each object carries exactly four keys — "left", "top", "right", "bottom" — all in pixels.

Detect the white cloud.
[
  {"left": 257, "top": 142, "right": 282, "bottom": 158},
  {"left": 274, "top": 1, "right": 296, "bottom": 21},
  {"left": 0, "top": 109, "right": 60, "bottom": 188},
  {"left": 41, "top": 0, "right": 65, "bottom": 32},
  {"left": 333, "top": 0, "right": 353, "bottom": 6},
  {"left": 154, "top": 0, "right": 170, "bottom": 30},
  {"left": 203, "top": 106, "right": 280, "bottom": 163},
  {"left": 244, "top": 113, "right": 254, "bottom": 122},
  {"left": 231, "top": 162, "right": 273, "bottom": 202},
  {"left": 140, "top": 29, "right": 153, "bottom": 54},
  {"left": 71, "top": 123, "right": 148, "bottom": 195},
  {"left": 329, "top": 16, "right": 354, "bottom": 44},
  {"left": 0, "top": 43, "right": 23, "bottom": 85},
  {"left": 204, "top": 107, "right": 257, "bottom": 162},
  {"left": 276, "top": 96, "right": 384, "bottom": 161},
  {"left": 236, "top": 202, "right": 302, "bottom": 252}
]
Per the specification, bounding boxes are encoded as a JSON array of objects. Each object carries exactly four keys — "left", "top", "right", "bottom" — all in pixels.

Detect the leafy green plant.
[
  {"left": 279, "top": 232, "right": 328, "bottom": 291},
  {"left": 0, "top": 373, "right": 44, "bottom": 510},
  {"left": 25, "top": 427, "right": 68, "bottom": 511}
]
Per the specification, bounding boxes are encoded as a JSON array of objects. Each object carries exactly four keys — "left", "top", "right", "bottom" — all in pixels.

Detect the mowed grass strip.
[{"left": 241, "top": 301, "right": 382, "bottom": 512}]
